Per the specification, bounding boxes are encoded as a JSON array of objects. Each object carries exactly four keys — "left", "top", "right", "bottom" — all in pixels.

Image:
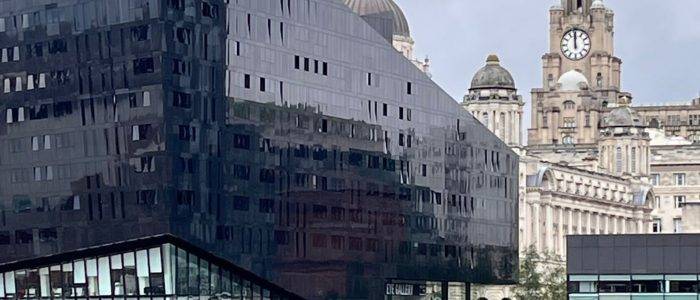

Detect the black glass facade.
[{"left": 0, "top": 0, "right": 519, "bottom": 299}]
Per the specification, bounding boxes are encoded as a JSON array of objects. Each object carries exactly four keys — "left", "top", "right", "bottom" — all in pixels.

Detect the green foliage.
[{"left": 512, "top": 247, "right": 567, "bottom": 300}]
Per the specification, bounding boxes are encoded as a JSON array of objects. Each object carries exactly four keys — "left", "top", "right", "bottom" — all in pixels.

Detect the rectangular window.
[
  {"left": 233, "top": 134, "right": 250, "bottom": 149},
  {"left": 132, "top": 124, "right": 150, "bottom": 141},
  {"left": 233, "top": 196, "right": 249, "bottom": 211},
  {"left": 259, "top": 77, "right": 266, "bottom": 92},
  {"left": 173, "top": 92, "right": 192, "bottom": 108},
  {"left": 674, "top": 218, "right": 682, "bottom": 233},
  {"left": 322, "top": 62, "right": 328, "bottom": 76},
  {"left": 382, "top": 103, "right": 388, "bottom": 116},
  {"left": 304, "top": 57, "right": 310, "bottom": 71},
  {"left": 407, "top": 82, "right": 412, "bottom": 94},
  {"left": 675, "top": 173, "right": 686, "bottom": 186},
  {"left": 131, "top": 25, "right": 149, "bottom": 41},
  {"left": 133, "top": 58, "right": 154, "bottom": 74},
  {"left": 399, "top": 107, "right": 404, "bottom": 120},
  {"left": 367, "top": 73, "right": 372, "bottom": 86},
  {"left": 675, "top": 195, "right": 685, "bottom": 208},
  {"left": 244, "top": 74, "right": 251, "bottom": 89},
  {"left": 294, "top": 55, "right": 300, "bottom": 69},
  {"left": 259, "top": 198, "right": 274, "bottom": 213},
  {"left": 652, "top": 218, "right": 661, "bottom": 233},
  {"left": 650, "top": 173, "right": 660, "bottom": 186}
]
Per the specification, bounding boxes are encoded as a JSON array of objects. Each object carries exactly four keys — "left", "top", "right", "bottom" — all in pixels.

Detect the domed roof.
[
  {"left": 557, "top": 70, "right": 589, "bottom": 91},
  {"left": 470, "top": 55, "right": 516, "bottom": 91},
  {"left": 603, "top": 106, "right": 644, "bottom": 128},
  {"left": 591, "top": 0, "right": 605, "bottom": 9},
  {"left": 344, "top": 0, "right": 410, "bottom": 37}
]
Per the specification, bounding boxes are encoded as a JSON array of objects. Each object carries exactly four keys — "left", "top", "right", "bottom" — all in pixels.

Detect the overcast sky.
[{"left": 395, "top": 0, "right": 700, "bottom": 130}]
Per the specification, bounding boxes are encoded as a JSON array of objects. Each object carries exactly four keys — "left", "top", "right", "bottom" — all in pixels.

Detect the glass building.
[
  {"left": 568, "top": 234, "right": 700, "bottom": 300},
  {"left": 0, "top": 0, "right": 519, "bottom": 298},
  {"left": 0, "top": 235, "right": 302, "bottom": 299}
]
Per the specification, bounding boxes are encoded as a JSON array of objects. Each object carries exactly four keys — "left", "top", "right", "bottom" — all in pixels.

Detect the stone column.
[
  {"left": 586, "top": 211, "right": 592, "bottom": 234},
  {"left": 534, "top": 203, "right": 541, "bottom": 252},
  {"left": 559, "top": 207, "right": 565, "bottom": 256},
  {"left": 546, "top": 204, "right": 553, "bottom": 251},
  {"left": 604, "top": 214, "right": 610, "bottom": 234},
  {"left": 577, "top": 210, "right": 583, "bottom": 234},
  {"left": 637, "top": 219, "right": 643, "bottom": 234}
]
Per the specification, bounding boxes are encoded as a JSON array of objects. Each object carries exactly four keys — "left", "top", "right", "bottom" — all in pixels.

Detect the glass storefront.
[
  {"left": 0, "top": 243, "right": 295, "bottom": 299},
  {"left": 569, "top": 274, "right": 700, "bottom": 300},
  {"left": 384, "top": 280, "right": 468, "bottom": 300}
]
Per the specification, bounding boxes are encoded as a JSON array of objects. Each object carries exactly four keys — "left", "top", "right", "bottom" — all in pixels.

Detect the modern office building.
[
  {"left": 0, "top": 0, "right": 519, "bottom": 299},
  {"left": 567, "top": 234, "right": 700, "bottom": 300}
]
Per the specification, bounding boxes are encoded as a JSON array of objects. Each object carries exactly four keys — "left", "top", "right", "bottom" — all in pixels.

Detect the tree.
[{"left": 513, "top": 246, "right": 567, "bottom": 300}]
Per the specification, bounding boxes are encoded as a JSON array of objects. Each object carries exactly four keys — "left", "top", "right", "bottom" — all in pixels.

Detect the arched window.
[
  {"left": 596, "top": 73, "right": 603, "bottom": 88},
  {"left": 616, "top": 147, "right": 623, "bottom": 173},
  {"left": 649, "top": 118, "right": 660, "bottom": 128},
  {"left": 563, "top": 135, "right": 575, "bottom": 145},
  {"left": 563, "top": 100, "right": 576, "bottom": 110}
]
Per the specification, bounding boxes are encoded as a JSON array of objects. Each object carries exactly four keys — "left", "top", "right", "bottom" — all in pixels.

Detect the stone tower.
[
  {"left": 529, "top": 0, "right": 627, "bottom": 147},
  {"left": 598, "top": 96, "right": 651, "bottom": 177},
  {"left": 463, "top": 55, "right": 525, "bottom": 149}
]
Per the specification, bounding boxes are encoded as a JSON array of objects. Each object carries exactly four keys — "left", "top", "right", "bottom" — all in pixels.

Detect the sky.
[{"left": 395, "top": 0, "right": 700, "bottom": 132}]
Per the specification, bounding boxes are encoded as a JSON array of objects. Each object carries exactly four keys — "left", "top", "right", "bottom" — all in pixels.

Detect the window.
[
  {"left": 232, "top": 196, "right": 249, "bottom": 211},
  {"left": 176, "top": 190, "right": 195, "bottom": 206},
  {"left": 54, "top": 101, "right": 73, "bottom": 117},
  {"left": 631, "top": 147, "right": 637, "bottom": 173},
  {"left": 367, "top": 73, "right": 373, "bottom": 86},
  {"left": 244, "top": 74, "right": 250, "bottom": 89},
  {"left": 202, "top": 2, "right": 219, "bottom": 18},
  {"left": 322, "top": 62, "right": 328, "bottom": 76},
  {"left": 131, "top": 25, "right": 149, "bottom": 41},
  {"left": 175, "top": 27, "right": 192, "bottom": 44},
  {"left": 585, "top": 113, "right": 591, "bottom": 127},
  {"left": 233, "top": 134, "right": 250, "bottom": 149},
  {"left": 564, "top": 100, "right": 576, "bottom": 110},
  {"left": 43, "top": 135, "right": 51, "bottom": 150},
  {"left": 562, "top": 136, "right": 574, "bottom": 145},
  {"left": 172, "top": 59, "right": 189, "bottom": 75},
  {"left": 32, "top": 136, "right": 40, "bottom": 151},
  {"left": 615, "top": 147, "right": 622, "bottom": 173},
  {"left": 259, "top": 77, "right": 266, "bottom": 92},
  {"left": 399, "top": 107, "right": 404, "bottom": 120},
  {"left": 133, "top": 58, "right": 154, "bottom": 74},
  {"left": 382, "top": 103, "right": 388, "bottom": 116},
  {"left": 178, "top": 125, "right": 196, "bottom": 141},
  {"left": 48, "top": 39, "right": 67, "bottom": 54},
  {"left": 232, "top": 164, "right": 250, "bottom": 180},
  {"left": 169, "top": 0, "right": 185, "bottom": 10},
  {"left": 132, "top": 124, "right": 151, "bottom": 141},
  {"left": 651, "top": 174, "right": 660, "bottom": 186},
  {"left": 303, "top": 57, "right": 309, "bottom": 71},
  {"left": 674, "top": 218, "right": 682, "bottom": 233},
  {"left": 173, "top": 92, "right": 191, "bottom": 108},
  {"left": 674, "top": 195, "right": 685, "bottom": 208},
  {"left": 407, "top": 82, "right": 412, "bottom": 94},
  {"left": 294, "top": 55, "right": 300, "bottom": 69},
  {"left": 675, "top": 173, "right": 686, "bottom": 186},
  {"left": 652, "top": 218, "right": 662, "bottom": 233},
  {"left": 259, "top": 198, "right": 274, "bottom": 213}
]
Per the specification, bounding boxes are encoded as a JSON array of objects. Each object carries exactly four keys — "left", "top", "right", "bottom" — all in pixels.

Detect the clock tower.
[{"left": 529, "top": 0, "right": 629, "bottom": 147}]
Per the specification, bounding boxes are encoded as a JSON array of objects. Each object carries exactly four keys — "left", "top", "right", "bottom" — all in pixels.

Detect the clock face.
[{"left": 561, "top": 29, "right": 591, "bottom": 60}]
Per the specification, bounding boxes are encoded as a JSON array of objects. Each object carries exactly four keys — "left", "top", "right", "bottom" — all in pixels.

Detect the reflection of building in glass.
[
  {"left": 0, "top": 235, "right": 302, "bottom": 299},
  {"left": 0, "top": 0, "right": 518, "bottom": 299}
]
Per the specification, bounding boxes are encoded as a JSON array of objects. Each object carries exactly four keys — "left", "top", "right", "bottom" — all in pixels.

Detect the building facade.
[
  {"left": 567, "top": 234, "right": 700, "bottom": 300},
  {"left": 0, "top": 0, "right": 519, "bottom": 299}
]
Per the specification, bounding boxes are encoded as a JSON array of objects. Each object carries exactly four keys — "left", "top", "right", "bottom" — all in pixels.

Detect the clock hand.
[{"left": 573, "top": 31, "right": 578, "bottom": 50}]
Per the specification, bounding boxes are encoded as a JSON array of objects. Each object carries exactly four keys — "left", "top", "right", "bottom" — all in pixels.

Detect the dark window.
[
  {"left": 202, "top": 2, "right": 218, "bottom": 18},
  {"left": 175, "top": 27, "right": 192, "bottom": 44},
  {"left": 244, "top": 74, "right": 251, "bottom": 89},
  {"left": 13, "top": 196, "right": 32, "bottom": 213},
  {"left": 232, "top": 164, "right": 250, "bottom": 180},
  {"left": 136, "top": 190, "right": 157, "bottom": 205},
  {"left": 53, "top": 101, "right": 73, "bottom": 117},
  {"left": 233, "top": 196, "right": 249, "bottom": 211},
  {"left": 259, "top": 198, "right": 274, "bottom": 213},
  {"left": 294, "top": 144, "right": 309, "bottom": 158},
  {"left": 382, "top": 103, "right": 388, "bottom": 116},
  {"left": 274, "top": 230, "right": 289, "bottom": 245},
  {"left": 178, "top": 157, "right": 195, "bottom": 174},
  {"left": 312, "top": 205, "right": 327, "bottom": 219},
  {"left": 669, "top": 281, "right": 699, "bottom": 293},
  {"left": 39, "top": 228, "right": 58, "bottom": 242},
  {"left": 598, "top": 282, "right": 630, "bottom": 293},
  {"left": 0, "top": 232, "right": 10, "bottom": 245},
  {"left": 630, "top": 280, "right": 663, "bottom": 293},
  {"left": 133, "top": 57, "right": 154, "bottom": 74},
  {"left": 258, "top": 169, "right": 275, "bottom": 183},
  {"left": 314, "top": 60, "right": 319, "bottom": 73},
  {"left": 294, "top": 55, "right": 300, "bottom": 69},
  {"left": 176, "top": 190, "right": 194, "bottom": 206},
  {"left": 172, "top": 59, "right": 188, "bottom": 75},
  {"left": 407, "top": 82, "right": 412, "bottom": 94},
  {"left": 311, "top": 234, "right": 327, "bottom": 248},
  {"left": 348, "top": 152, "right": 363, "bottom": 166},
  {"left": 15, "top": 230, "right": 33, "bottom": 244},
  {"left": 131, "top": 25, "right": 149, "bottom": 41},
  {"left": 322, "top": 62, "right": 328, "bottom": 76},
  {"left": 169, "top": 0, "right": 185, "bottom": 10},
  {"left": 29, "top": 104, "right": 49, "bottom": 120},
  {"left": 233, "top": 134, "right": 250, "bottom": 149},
  {"left": 312, "top": 147, "right": 327, "bottom": 160},
  {"left": 173, "top": 92, "right": 192, "bottom": 108},
  {"left": 48, "top": 39, "right": 67, "bottom": 54},
  {"left": 367, "top": 73, "right": 372, "bottom": 86},
  {"left": 304, "top": 57, "right": 309, "bottom": 71},
  {"left": 260, "top": 77, "right": 266, "bottom": 92}
]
